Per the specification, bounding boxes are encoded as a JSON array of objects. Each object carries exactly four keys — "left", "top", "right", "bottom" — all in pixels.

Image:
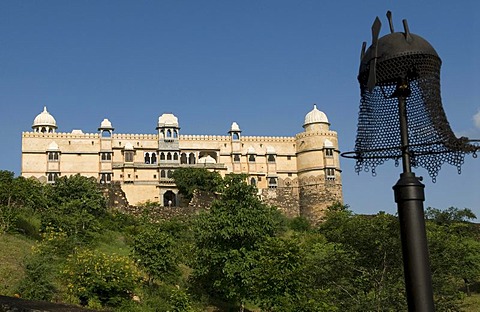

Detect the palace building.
[{"left": 21, "top": 105, "right": 342, "bottom": 221}]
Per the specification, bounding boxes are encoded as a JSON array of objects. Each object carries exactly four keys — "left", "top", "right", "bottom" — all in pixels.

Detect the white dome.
[
  {"left": 47, "top": 141, "right": 59, "bottom": 150},
  {"left": 266, "top": 146, "right": 276, "bottom": 154},
  {"left": 198, "top": 155, "right": 216, "bottom": 164},
  {"left": 124, "top": 142, "right": 134, "bottom": 150},
  {"left": 71, "top": 129, "right": 84, "bottom": 134},
  {"left": 32, "top": 107, "right": 57, "bottom": 128},
  {"left": 324, "top": 139, "right": 334, "bottom": 147},
  {"left": 158, "top": 113, "right": 179, "bottom": 128},
  {"left": 247, "top": 146, "right": 256, "bottom": 154},
  {"left": 99, "top": 118, "right": 113, "bottom": 129},
  {"left": 230, "top": 122, "right": 241, "bottom": 132},
  {"left": 304, "top": 104, "right": 329, "bottom": 126}
]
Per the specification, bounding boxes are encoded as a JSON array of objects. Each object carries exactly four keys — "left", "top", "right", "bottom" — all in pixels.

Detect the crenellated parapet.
[
  {"left": 22, "top": 131, "right": 101, "bottom": 138},
  {"left": 180, "top": 134, "right": 230, "bottom": 141},
  {"left": 295, "top": 131, "right": 338, "bottom": 140},
  {"left": 242, "top": 136, "right": 296, "bottom": 143},
  {"left": 113, "top": 133, "right": 158, "bottom": 140}
]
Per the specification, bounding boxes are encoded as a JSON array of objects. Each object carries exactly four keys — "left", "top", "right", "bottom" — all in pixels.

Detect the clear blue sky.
[{"left": 1, "top": 1, "right": 479, "bottom": 217}]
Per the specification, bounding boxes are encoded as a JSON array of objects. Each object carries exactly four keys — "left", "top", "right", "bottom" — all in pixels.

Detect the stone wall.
[
  {"left": 105, "top": 183, "right": 341, "bottom": 223},
  {"left": 299, "top": 183, "right": 343, "bottom": 224},
  {"left": 260, "top": 187, "right": 300, "bottom": 218},
  {"left": 100, "top": 182, "right": 130, "bottom": 211}
]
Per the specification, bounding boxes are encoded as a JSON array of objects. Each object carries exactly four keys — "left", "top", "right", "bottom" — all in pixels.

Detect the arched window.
[
  {"left": 233, "top": 154, "right": 240, "bottom": 163},
  {"left": 144, "top": 153, "right": 151, "bottom": 164},
  {"left": 173, "top": 153, "right": 178, "bottom": 160},
  {"left": 124, "top": 151, "right": 134, "bottom": 162},
  {"left": 232, "top": 133, "right": 239, "bottom": 140},
  {"left": 267, "top": 154, "right": 276, "bottom": 162},
  {"left": 101, "top": 130, "right": 111, "bottom": 137},
  {"left": 163, "top": 190, "right": 176, "bottom": 207},
  {"left": 248, "top": 154, "right": 256, "bottom": 162},
  {"left": 173, "top": 130, "right": 178, "bottom": 138},
  {"left": 167, "top": 152, "right": 172, "bottom": 161},
  {"left": 325, "top": 168, "right": 336, "bottom": 180},
  {"left": 189, "top": 153, "right": 196, "bottom": 164},
  {"left": 268, "top": 177, "right": 277, "bottom": 188},
  {"left": 167, "top": 170, "right": 173, "bottom": 178},
  {"left": 166, "top": 129, "right": 172, "bottom": 137},
  {"left": 160, "top": 153, "right": 165, "bottom": 160},
  {"left": 151, "top": 153, "right": 157, "bottom": 164},
  {"left": 250, "top": 177, "right": 256, "bottom": 186},
  {"left": 161, "top": 170, "right": 166, "bottom": 178},
  {"left": 180, "top": 153, "right": 187, "bottom": 164},
  {"left": 48, "top": 152, "right": 59, "bottom": 161}
]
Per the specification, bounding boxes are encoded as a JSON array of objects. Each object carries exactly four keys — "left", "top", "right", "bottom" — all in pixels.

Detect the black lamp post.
[{"left": 342, "top": 12, "right": 479, "bottom": 311}]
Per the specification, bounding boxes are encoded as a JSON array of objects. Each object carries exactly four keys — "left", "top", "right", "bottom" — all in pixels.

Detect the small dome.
[
  {"left": 198, "top": 155, "right": 216, "bottom": 164},
  {"left": 304, "top": 104, "right": 329, "bottom": 126},
  {"left": 230, "top": 122, "right": 241, "bottom": 132},
  {"left": 124, "top": 142, "right": 134, "bottom": 150},
  {"left": 32, "top": 106, "right": 57, "bottom": 128},
  {"left": 71, "top": 129, "right": 84, "bottom": 134},
  {"left": 324, "top": 139, "right": 334, "bottom": 148},
  {"left": 99, "top": 118, "right": 113, "bottom": 129},
  {"left": 266, "top": 146, "right": 276, "bottom": 154},
  {"left": 47, "top": 141, "right": 59, "bottom": 150},
  {"left": 158, "top": 113, "right": 179, "bottom": 128},
  {"left": 247, "top": 146, "right": 256, "bottom": 154}
]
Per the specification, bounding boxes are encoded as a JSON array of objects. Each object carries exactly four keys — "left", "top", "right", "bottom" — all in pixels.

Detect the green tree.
[
  {"left": 42, "top": 174, "right": 107, "bottom": 245},
  {"left": 63, "top": 249, "right": 140, "bottom": 307},
  {"left": 172, "top": 167, "right": 222, "bottom": 201},
  {"left": 318, "top": 206, "right": 406, "bottom": 311},
  {"left": 0, "top": 171, "right": 47, "bottom": 233},
  {"left": 425, "top": 207, "right": 476, "bottom": 225},
  {"left": 131, "top": 224, "right": 180, "bottom": 283},
  {"left": 190, "top": 174, "right": 280, "bottom": 308},
  {"left": 248, "top": 234, "right": 337, "bottom": 311}
]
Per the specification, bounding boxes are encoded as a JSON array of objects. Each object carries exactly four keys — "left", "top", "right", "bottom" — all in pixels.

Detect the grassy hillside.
[{"left": 0, "top": 234, "right": 35, "bottom": 296}]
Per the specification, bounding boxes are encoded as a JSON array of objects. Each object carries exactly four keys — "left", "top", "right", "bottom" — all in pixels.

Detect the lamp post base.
[{"left": 393, "top": 172, "right": 435, "bottom": 311}]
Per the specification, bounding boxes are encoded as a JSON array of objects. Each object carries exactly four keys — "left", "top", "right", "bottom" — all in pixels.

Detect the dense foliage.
[
  {"left": 172, "top": 167, "right": 223, "bottom": 201},
  {"left": 1, "top": 169, "right": 479, "bottom": 311}
]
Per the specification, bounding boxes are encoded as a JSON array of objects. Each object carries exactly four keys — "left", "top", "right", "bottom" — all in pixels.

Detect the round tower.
[
  {"left": 295, "top": 104, "right": 342, "bottom": 222},
  {"left": 32, "top": 106, "right": 57, "bottom": 133}
]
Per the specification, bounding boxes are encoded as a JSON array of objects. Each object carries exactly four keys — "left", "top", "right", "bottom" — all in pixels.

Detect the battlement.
[
  {"left": 180, "top": 134, "right": 230, "bottom": 141},
  {"left": 242, "top": 136, "right": 296, "bottom": 143},
  {"left": 22, "top": 132, "right": 100, "bottom": 138},
  {"left": 295, "top": 131, "right": 338, "bottom": 140},
  {"left": 112, "top": 133, "right": 158, "bottom": 140}
]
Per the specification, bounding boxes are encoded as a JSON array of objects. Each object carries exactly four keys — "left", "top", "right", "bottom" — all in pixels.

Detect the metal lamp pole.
[{"left": 392, "top": 80, "right": 435, "bottom": 311}]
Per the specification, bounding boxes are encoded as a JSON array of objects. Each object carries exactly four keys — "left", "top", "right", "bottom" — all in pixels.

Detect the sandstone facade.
[{"left": 22, "top": 105, "right": 342, "bottom": 220}]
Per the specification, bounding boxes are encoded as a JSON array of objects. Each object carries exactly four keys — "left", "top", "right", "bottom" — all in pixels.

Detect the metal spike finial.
[
  {"left": 360, "top": 41, "right": 366, "bottom": 61},
  {"left": 367, "top": 17, "right": 382, "bottom": 91},
  {"left": 386, "top": 11, "right": 394, "bottom": 33},
  {"left": 402, "top": 19, "right": 413, "bottom": 43}
]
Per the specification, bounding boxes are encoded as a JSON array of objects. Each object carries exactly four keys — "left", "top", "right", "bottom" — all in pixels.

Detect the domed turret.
[
  {"left": 157, "top": 113, "right": 179, "bottom": 128},
  {"left": 230, "top": 122, "right": 241, "bottom": 132},
  {"left": 228, "top": 121, "right": 242, "bottom": 141},
  {"left": 32, "top": 107, "right": 57, "bottom": 133},
  {"left": 303, "top": 104, "right": 329, "bottom": 132},
  {"left": 304, "top": 104, "right": 329, "bottom": 126},
  {"left": 98, "top": 118, "right": 114, "bottom": 137},
  {"left": 99, "top": 118, "right": 114, "bottom": 130}
]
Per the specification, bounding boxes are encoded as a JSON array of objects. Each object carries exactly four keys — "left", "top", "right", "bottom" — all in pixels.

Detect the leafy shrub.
[
  {"left": 62, "top": 249, "right": 140, "bottom": 307},
  {"left": 16, "top": 252, "right": 57, "bottom": 301},
  {"left": 131, "top": 225, "right": 180, "bottom": 283},
  {"left": 14, "top": 211, "right": 41, "bottom": 239}
]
